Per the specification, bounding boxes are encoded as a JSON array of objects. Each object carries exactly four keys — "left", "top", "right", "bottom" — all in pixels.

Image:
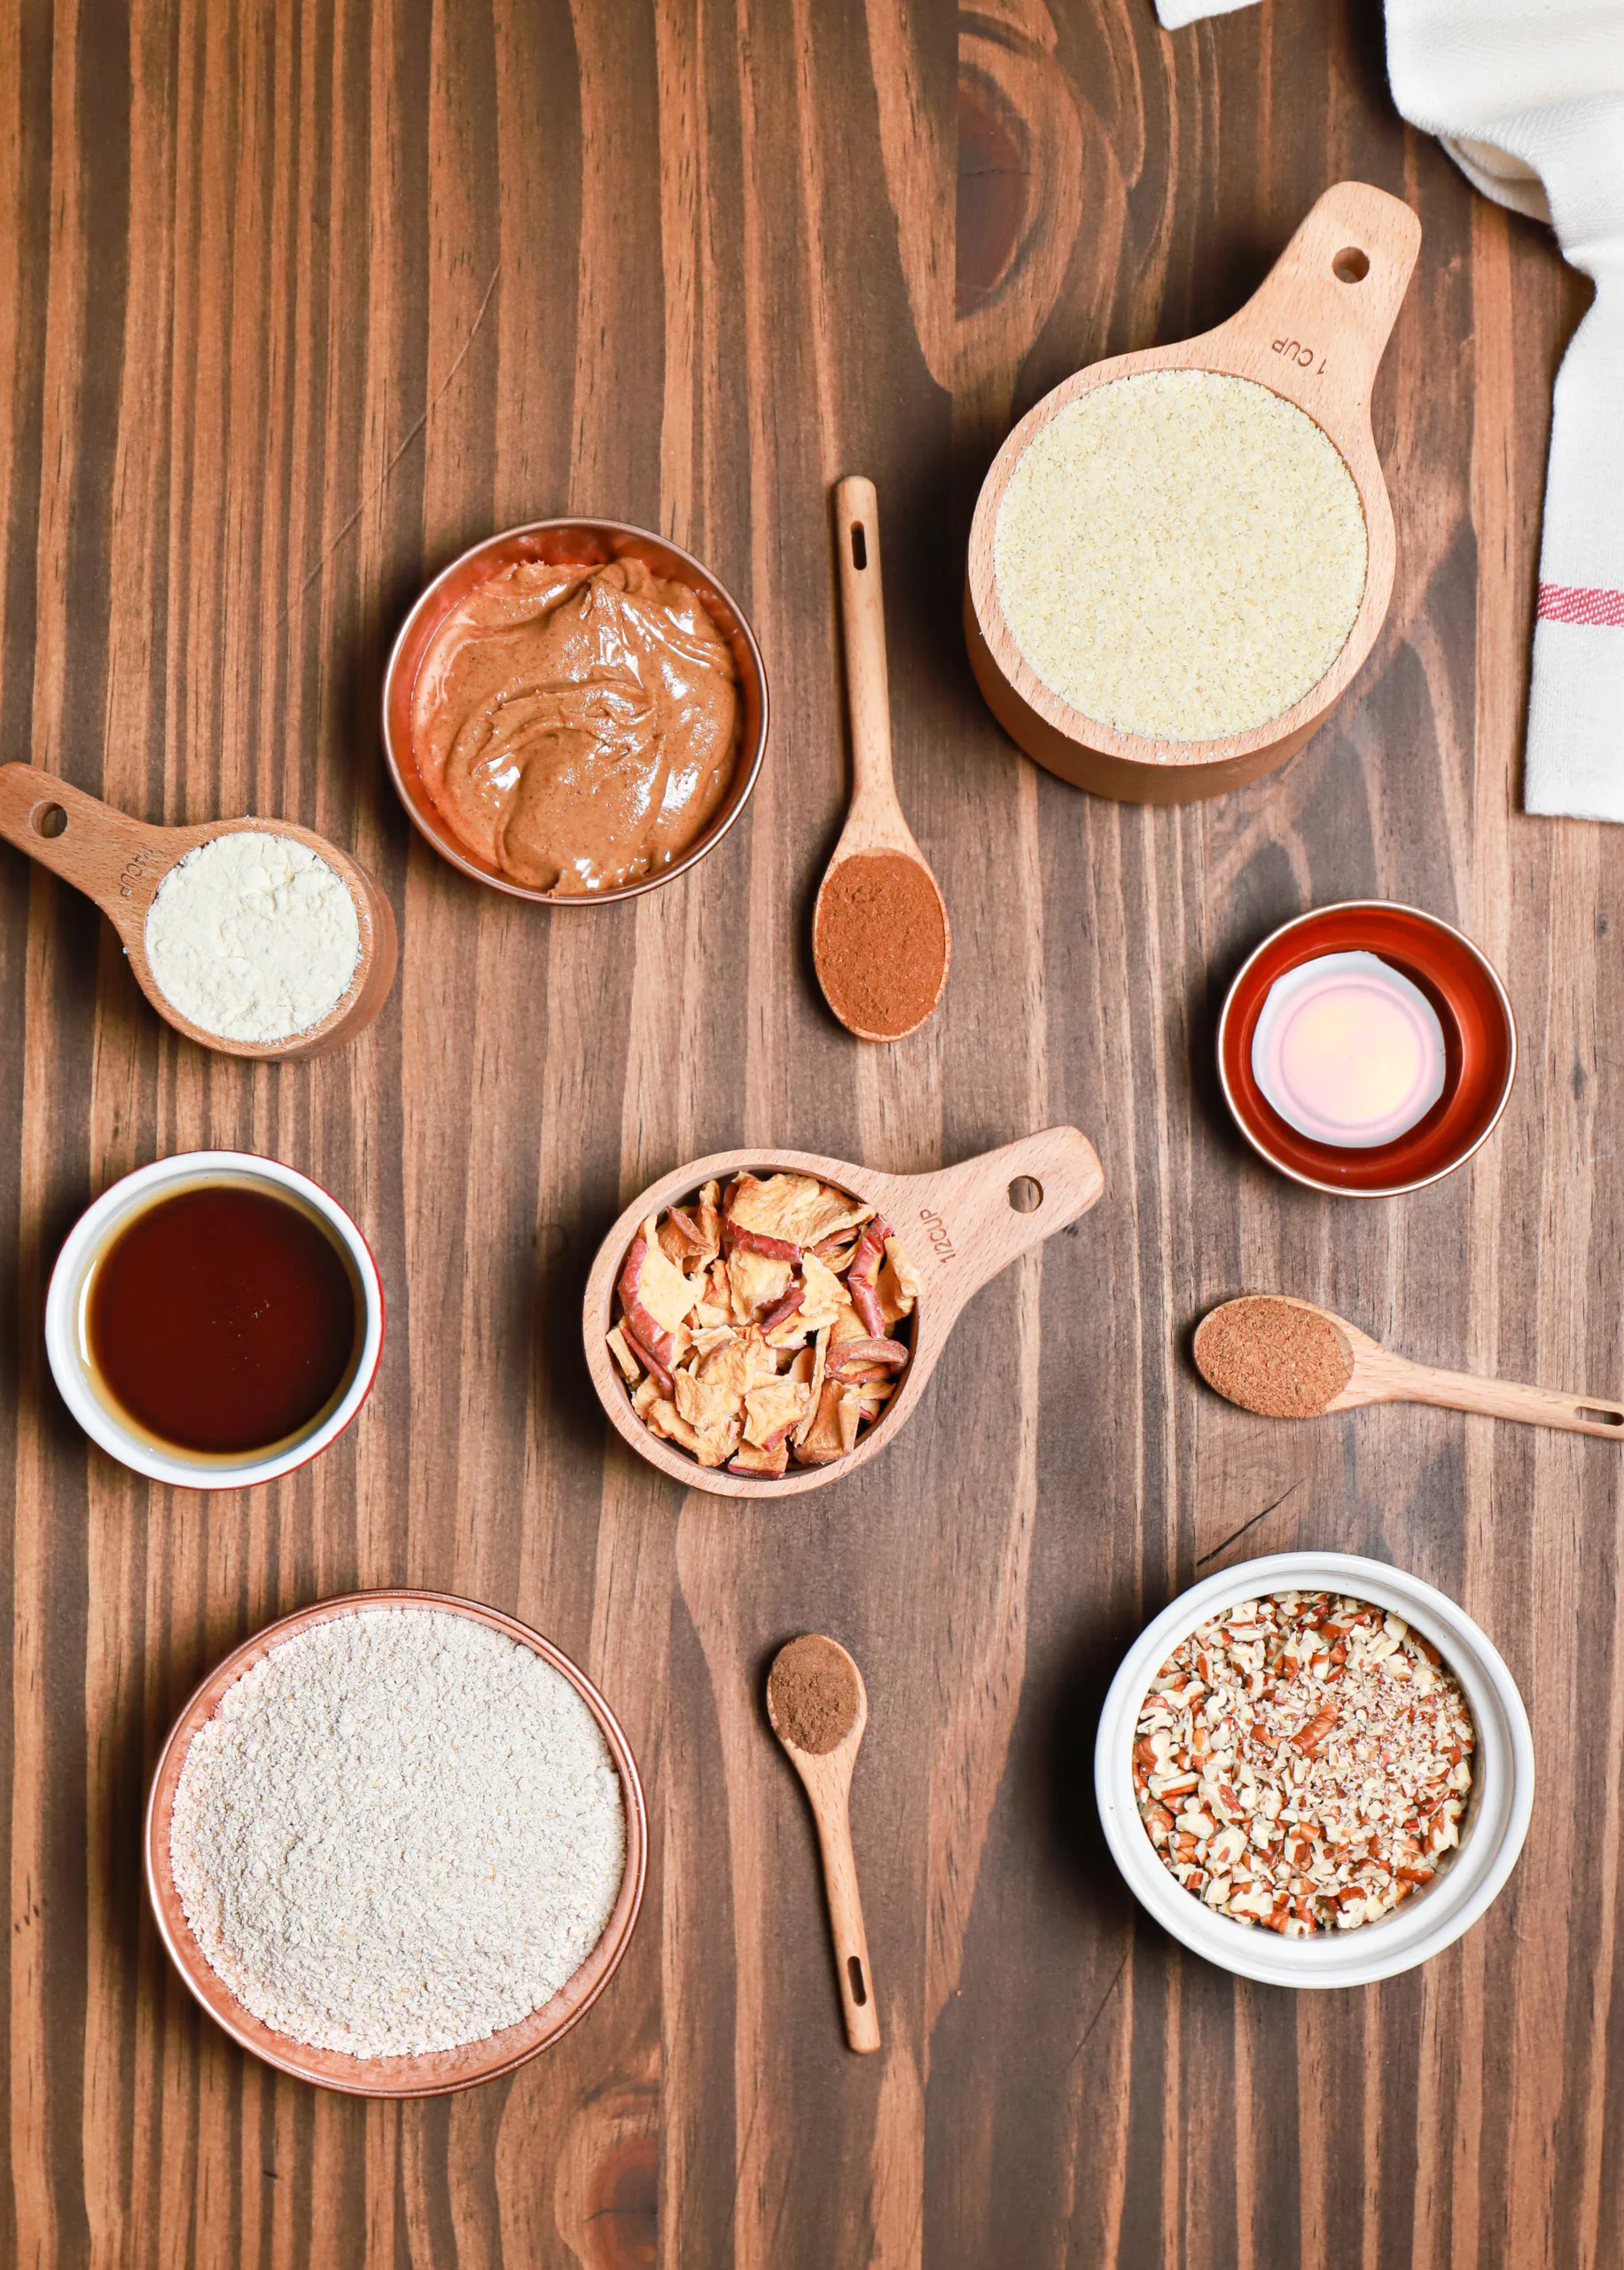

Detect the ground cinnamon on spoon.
[
  {"left": 814, "top": 852, "right": 948, "bottom": 1040},
  {"left": 1194, "top": 1296, "right": 1353, "bottom": 1417},
  {"left": 769, "top": 1636, "right": 860, "bottom": 1755}
]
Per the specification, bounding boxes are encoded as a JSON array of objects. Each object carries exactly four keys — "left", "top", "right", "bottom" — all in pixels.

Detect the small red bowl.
[{"left": 1217, "top": 902, "right": 1516, "bottom": 1197}]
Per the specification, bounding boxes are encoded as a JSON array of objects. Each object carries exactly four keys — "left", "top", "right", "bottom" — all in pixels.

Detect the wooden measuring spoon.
[
  {"left": 812, "top": 477, "right": 951, "bottom": 1041},
  {"left": 0, "top": 762, "right": 397, "bottom": 1060},
  {"left": 1196, "top": 1295, "right": 1624, "bottom": 1439},
  {"left": 584, "top": 1126, "right": 1103, "bottom": 1498},
  {"left": 966, "top": 180, "right": 1422, "bottom": 803},
  {"left": 766, "top": 1634, "right": 879, "bottom": 2054}
]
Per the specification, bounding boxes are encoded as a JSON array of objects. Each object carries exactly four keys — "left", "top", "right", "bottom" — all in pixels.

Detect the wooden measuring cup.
[
  {"left": 0, "top": 763, "right": 397, "bottom": 1059},
  {"left": 582, "top": 1126, "right": 1104, "bottom": 1499},
  {"left": 965, "top": 180, "right": 1421, "bottom": 803}
]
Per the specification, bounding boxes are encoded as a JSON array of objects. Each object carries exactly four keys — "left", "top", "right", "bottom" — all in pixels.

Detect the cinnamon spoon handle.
[
  {"left": 802, "top": 1766, "right": 880, "bottom": 2055},
  {"left": 1366, "top": 1358, "right": 1624, "bottom": 1439},
  {"left": 833, "top": 476, "right": 900, "bottom": 823}
]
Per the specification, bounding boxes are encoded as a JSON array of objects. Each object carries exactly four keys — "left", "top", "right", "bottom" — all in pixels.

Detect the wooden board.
[{"left": 0, "top": 0, "right": 1603, "bottom": 2263}]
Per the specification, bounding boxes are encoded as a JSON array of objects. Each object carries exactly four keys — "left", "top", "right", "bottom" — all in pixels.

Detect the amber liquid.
[{"left": 87, "top": 1183, "right": 360, "bottom": 1456}]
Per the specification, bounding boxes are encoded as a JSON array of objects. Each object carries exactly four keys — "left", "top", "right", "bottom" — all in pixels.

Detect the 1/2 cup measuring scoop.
[
  {"left": 965, "top": 181, "right": 1421, "bottom": 804},
  {"left": 813, "top": 478, "right": 951, "bottom": 1041},
  {"left": 582, "top": 1126, "right": 1104, "bottom": 1499},
  {"left": 0, "top": 762, "right": 397, "bottom": 1059}
]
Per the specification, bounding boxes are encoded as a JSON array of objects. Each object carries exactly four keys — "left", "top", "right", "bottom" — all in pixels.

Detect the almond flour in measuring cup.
[
  {"left": 994, "top": 371, "right": 1369, "bottom": 741},
  {"left": 169, "top": 1608, "right": 627, "bottom": 2057},
  {"left": 144, "top": 832, "right": 361, "bottom": 1045}
]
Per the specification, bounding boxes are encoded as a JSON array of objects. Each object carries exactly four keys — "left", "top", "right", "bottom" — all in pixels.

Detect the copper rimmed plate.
[
  {"left": 1217, "top": 901, "right": 1516, "bottom": 1198},
  {"left": 144, "top": 1589, "right": 647, "bottom": 2096},
  {"left": 381, "top": 518, "right": 769, "bottom": 904}
]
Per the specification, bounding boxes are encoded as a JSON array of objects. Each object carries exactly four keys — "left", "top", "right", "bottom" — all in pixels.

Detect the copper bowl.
[
  {"left": 1217, "top": 902, "right": 1517, "bottom": 1198},
  {"left": 144, "top": 1589, "right": 648, "bottom": 2096},
  {"left": 381, "top": 519, "right": 769, "bottom": 904}
]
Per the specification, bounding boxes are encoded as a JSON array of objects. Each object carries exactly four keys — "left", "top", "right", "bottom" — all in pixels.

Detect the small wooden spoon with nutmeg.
[
  {"left": 813, "top": 477, "right": 951, "bottom": 1043},
  {"left": 766, "top": 1634, "right": 879, "bottom": 2055},
  {"left": 1196, "top": 1294, "right": 1624, "bottom": 1438}
]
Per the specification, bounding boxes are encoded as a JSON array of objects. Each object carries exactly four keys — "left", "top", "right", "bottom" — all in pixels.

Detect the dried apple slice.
[
  {"left": 826, "top": 1335, "right": 910, "bottom": 1381},
  {"left": 726, "top": 1246, "right": 793, "bottom": 1320},
  {"left": 730, "top": 1440, "right": 789, "bottom": 1478},
  {"left": 845, "top": 1217, "right": 891, "bottom": 1339},
  {"left": 878, "top": 1235, "right": 922, "bottom": 1325},
  {"left": 605, "top": 1322, "right": 641, "bottom": 1382},
  {"left": 743, "top": 1374, "right": 807, "bottom": 1449}
]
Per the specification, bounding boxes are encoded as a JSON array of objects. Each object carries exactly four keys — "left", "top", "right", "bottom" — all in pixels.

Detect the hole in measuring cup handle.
[
  {"left": 1579, "top": 1406, "right": 1624, "bottom": 1429},
  {"left": 847, "top": 1956, "right": 867, "bottom": 2005},
  {"left": 33, "top": 802, "right": 66, "bottom": 839},
  {"left": 1332, "top": 247, "right": 1370, "bottom": 284},
  {"left": 1008, "top": 1177, "right": 1042, "bottom": 1213},
  {"left": 850, "top": 522, "right": 867, "bottom": 571}
]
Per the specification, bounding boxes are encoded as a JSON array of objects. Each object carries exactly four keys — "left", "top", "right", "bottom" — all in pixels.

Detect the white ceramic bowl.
[
  {"left": 1095, "top": 1551, "right": 1533, "bottom": 1988},
  {"left": 45, "top": 1150, "right": 384, "bottom": 1490}
]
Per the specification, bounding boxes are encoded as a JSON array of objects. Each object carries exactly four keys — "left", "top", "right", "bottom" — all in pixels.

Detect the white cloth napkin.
[{"left": 1152, "top": 0, "right": 1624, "bottom": 821}]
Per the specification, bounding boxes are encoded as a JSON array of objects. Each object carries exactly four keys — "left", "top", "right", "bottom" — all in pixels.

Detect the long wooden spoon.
[
  {"left": 1196, "top": 1295, "right": 1624, "bottom": 1438},
  {"left": 583, "top": 1126, "right": 1105, "bottom": 1498},
  {"left": 812, "top": 476, "right": 950, "bottom": 1041},
  {"left": 766, "top": 1634, "right": 879, "bottom": 2055},
  {"left": 0, "top": 761, "right": 397, "bottom": 1060}
]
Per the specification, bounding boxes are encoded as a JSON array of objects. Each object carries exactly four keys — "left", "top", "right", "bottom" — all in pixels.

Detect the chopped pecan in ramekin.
[{"left": 606, "top": 1170, "right": 918, "bottom": 1477}]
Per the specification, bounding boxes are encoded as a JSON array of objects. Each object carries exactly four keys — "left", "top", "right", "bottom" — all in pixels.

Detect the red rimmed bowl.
[
  {"left": 381, "top": 519, "right": 768, "bottom": 904},
  {"left": 144, "top": 1589, "right": 648, "bottom": 2097},
  {"left": 1217, "top": 902, "right": 1516, "bottom": 1197}
]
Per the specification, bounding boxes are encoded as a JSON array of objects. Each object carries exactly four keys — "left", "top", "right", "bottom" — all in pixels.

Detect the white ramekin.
[
  {"left": 1094, "top": 1551, "right": 1534, "bottom": 1988},
  {"left": 44, "top": 1150, "right": 385, "bottom": 1490}
]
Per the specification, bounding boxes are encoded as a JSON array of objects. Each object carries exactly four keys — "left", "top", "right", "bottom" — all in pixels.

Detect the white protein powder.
[
  {"left": 994, "top": 370, "right": 1369, "bottom": 742},
  {"left": 169, "top": 1608, "right": 628, "bottom": 2057},
  {"left": 144, "top": 831, "right": 362, "bottom": 1044}
]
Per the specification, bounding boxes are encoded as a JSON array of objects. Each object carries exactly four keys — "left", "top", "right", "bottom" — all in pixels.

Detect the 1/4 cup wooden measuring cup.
[
  {"left": 0, "top": 763, "right": 397, "bottom": 1059},
  {"left": 965, "top": 181, "right": 1421, "bottom": 803}
]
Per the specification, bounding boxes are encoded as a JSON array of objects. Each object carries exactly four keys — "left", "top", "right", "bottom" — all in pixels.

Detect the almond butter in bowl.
[
  {"left": 605, "top": 1170, "right": 919, "bottom": 1478},
  {"left": 1134, "top": 1590, "right": 1475, "bottom": 1937}
]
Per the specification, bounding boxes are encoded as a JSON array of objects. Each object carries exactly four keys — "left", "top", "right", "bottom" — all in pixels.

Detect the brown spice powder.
[
  {"left": 1194, "top": 1296, "right": 1353, "bottom": 1418},
  {"left": 814, "top": 852, "right": 948, "bottom": 1040},
  {"left": 768, "top": 1635, "right": 860, "bottom": 1755}
]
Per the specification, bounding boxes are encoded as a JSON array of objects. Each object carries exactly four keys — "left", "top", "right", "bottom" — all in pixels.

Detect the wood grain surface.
[{"left": 0, "top": 0, "right": 1602, "bottom": 2264}]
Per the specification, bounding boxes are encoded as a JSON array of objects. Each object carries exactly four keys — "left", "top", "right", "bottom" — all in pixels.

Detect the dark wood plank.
[{"left": 0, "top": 0, "right": 1605, "bottom": 2262}]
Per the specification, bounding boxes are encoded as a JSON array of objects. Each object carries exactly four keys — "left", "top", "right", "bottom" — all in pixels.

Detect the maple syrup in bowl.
[{"left": 45, "top": 1152, "right": 384, "bottom": 1489}]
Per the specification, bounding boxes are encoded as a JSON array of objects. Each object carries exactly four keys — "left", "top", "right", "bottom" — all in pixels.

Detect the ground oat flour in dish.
[
  {"left": 144, "top": 831, "right": 361, "bottom": 1044},
  {"left": 994, "top": 370, "right": 1368, "bottom": 741},
  {"left": 169, "top": 1608, "right": 627, "bottom": 2057}
]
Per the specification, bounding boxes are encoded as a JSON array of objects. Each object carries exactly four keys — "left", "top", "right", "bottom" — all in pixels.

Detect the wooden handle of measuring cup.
[
  {"left": 1211, "top": 181, "right": 1421, "bottom": 424},
  {"left": 0, "top": 762, "right": 157, "bottom": 934}
]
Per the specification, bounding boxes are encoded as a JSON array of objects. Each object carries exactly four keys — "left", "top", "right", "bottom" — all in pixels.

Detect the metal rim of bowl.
[
  {"left": 379, "top": 519, "right": 769, "bottom": 905},
  {"left": 1093, "top": 1549, "right": 1534, "bottom": 1989},
  {"left": 1215, "top": 900, "right": 1518, "bottom": 1199},
  {"left": 144, "top": 1587, "right": 649, "bottom": 2095}
]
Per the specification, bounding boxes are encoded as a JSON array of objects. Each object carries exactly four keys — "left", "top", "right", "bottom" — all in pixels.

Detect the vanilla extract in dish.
[
  {"left": 1251, "top": 951, "right": 1448, "bottom": 1149},
  {"left": 88, "top": 1183, "right": 359, "bottom": 1454}
]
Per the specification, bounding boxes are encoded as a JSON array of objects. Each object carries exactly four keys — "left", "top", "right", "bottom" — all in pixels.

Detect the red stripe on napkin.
[{"left": 1538, "top": 583, "right": 1624, "bottom": 627}]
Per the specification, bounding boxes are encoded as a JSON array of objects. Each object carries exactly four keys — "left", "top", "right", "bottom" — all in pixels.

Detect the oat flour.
[
  {"left": 169, "top": 1608, "right": 627, "bottom": 2057},
  {"left": 144, "top": 831, "right": 361, "bottom": 1044}
]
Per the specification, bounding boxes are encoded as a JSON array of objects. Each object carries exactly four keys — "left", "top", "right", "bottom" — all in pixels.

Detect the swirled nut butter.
[{"left": 410, "top": 557, "right": 740, "bottom": 893}]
